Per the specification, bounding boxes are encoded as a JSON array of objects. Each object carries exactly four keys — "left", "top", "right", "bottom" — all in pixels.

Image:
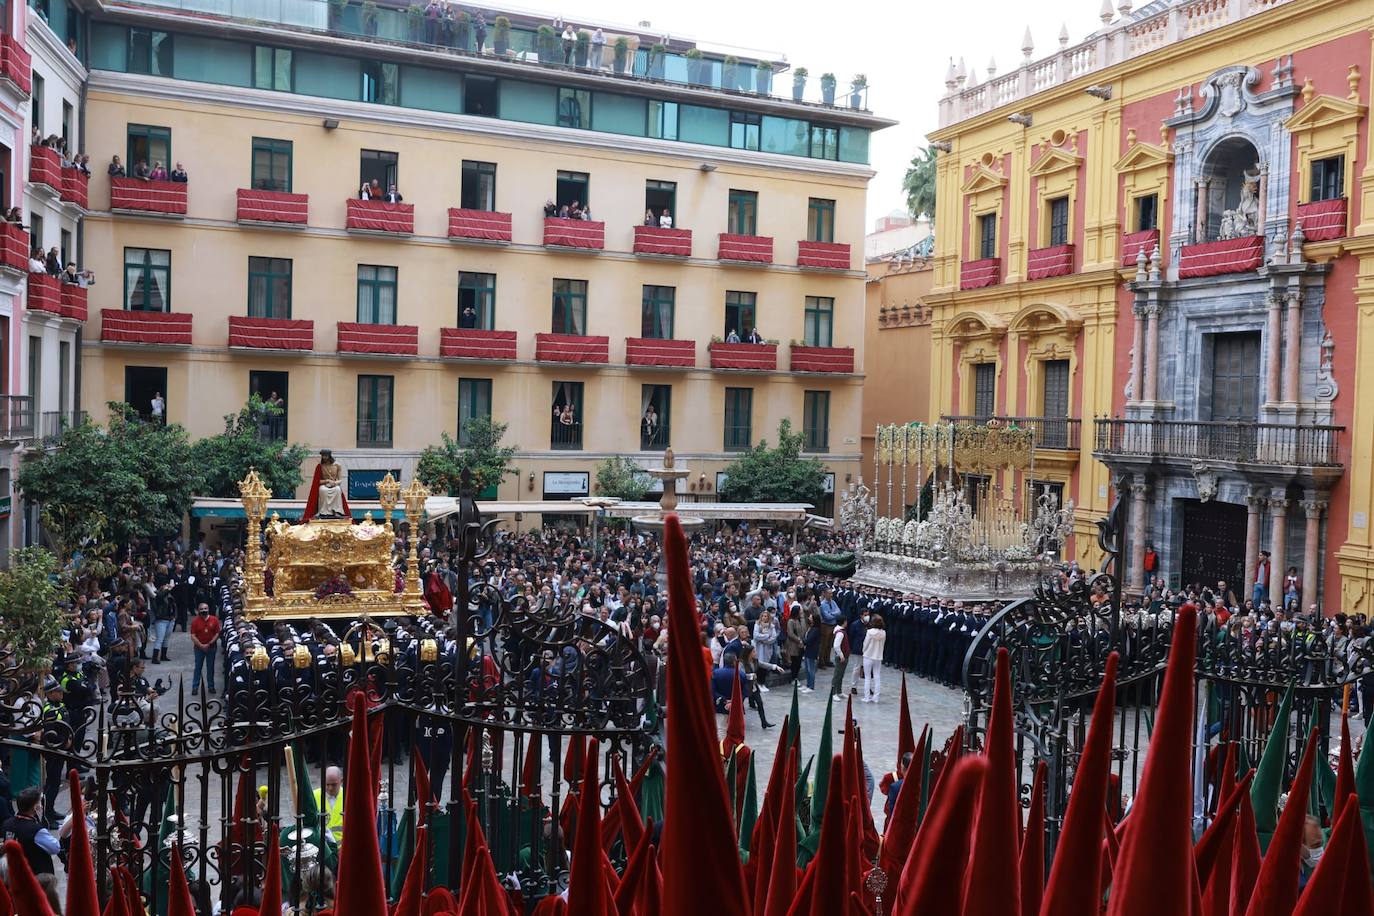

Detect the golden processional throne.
[{"left": 236, "top": 469, "right": 430, "bottom": 620}]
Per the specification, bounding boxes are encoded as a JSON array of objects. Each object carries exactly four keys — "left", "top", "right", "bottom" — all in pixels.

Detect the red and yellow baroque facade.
[{"left": 926, "top": 0, "right": 1374, "bottom": 613}]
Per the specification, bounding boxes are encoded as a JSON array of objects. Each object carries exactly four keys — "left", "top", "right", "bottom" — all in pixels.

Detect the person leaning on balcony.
[
  {"left": 383, "top": 184, "right": 403, "bottom": 203},
  {"left": 474, "top": 12, "right": 487, "bottom": 52},
  {"left": 107, "top": 155, "right": 125, "bottom": 178},
  {"left": 644, "top": 209, "right": 656, "bottom": 227},
  {"left": 726, "top": 328, "right": 741, "bottom": 343},
  {"left": 460, "top": 305, "right": 478, "bottom": 329},
  {"left": 78, "top": 154, "right": 91, "bottom": 175},
  {"left": 44, "top": 247, "right": 61, "bottom": 277},
  {"left": 747, "top": 327, "right": 764, "bottom": 344},
  {"left": 592, "top": 27, "right": 606, "bottom": 68},
  {"left": 133, "top": 159, "right": 150, "bottom": 180},
  {"left": 150, "top": 161, "right": 168, "bottom": 180},
  {"left": 659, "top": 208, "right": 673, "bottom": 228},
  {"left": 61, "top": 264, "right": 79, "bottom": 285},
  {"left": 27, "top": 248, "right": 44, "bottom": 274},
  {"left": 5, "top": 207, "right": 23, "bottom": 225},
  {"left": 561, "top": 24, "right": 576, "bottom": 64},
  {"left": 170, "top": 162, "right": 188, "bottom": 182}
]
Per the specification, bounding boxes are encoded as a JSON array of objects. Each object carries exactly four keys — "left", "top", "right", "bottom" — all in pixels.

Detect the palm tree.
[{"left": 903, "top": 146, "right": 938, "bottom": 220}]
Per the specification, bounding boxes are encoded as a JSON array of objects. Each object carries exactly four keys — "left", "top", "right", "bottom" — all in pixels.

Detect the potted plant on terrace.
[
  {"left": 575, "top": 30, "right": 590, "bottom": 67},
  {"left": 406, "top": 3, "right": 423, "bottom": 42},
  {"left": 685, "top": 47, "right": 705, "bottom": 85},
  {"left": 850, "top": 73, "right": 867, "bottom": 109},
  {"left": 756, "top": 61, "right": 772, "bottom": 95},
  {"left": 361, "top": 0, "right": 379, "bottom": 36},
  {"left": 456, "top": 11, "right": 472, "bottom": 49},
  {"left": 648, "top": 42, "right": 666, "bottom": 79},
  {"left": 820, "top": 72, "right": 837, "bottom": 105},
  {"left": 613, "top": 35, "right": 630, "bottom": 73},
  {"left": 722, "top": 55, "right": 739, "bottom": 89},
  {"left": 792, "top": 67, "right": 808, "bottom": 101},
  {"left": 328, "top": 0, "right": 349, "bottom": 30},
  {"left": 537, "top": 24, "right": 558, "bottom": 62},
  {"left": 493, "top": 15, "right": 510, "bottom": 54}
]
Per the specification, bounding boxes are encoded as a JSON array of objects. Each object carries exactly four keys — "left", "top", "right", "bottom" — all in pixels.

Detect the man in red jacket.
[{"left": 190, "top": 602, "right": 221, "bottom": 694}]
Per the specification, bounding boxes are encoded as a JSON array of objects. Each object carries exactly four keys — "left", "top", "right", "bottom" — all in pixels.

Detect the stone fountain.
[{"left": 631, "top": 448, "right": 705, "bottom": 591}]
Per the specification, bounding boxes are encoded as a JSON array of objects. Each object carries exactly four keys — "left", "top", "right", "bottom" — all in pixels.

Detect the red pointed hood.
[
  {"left": 893, "top": 756, "right": 987, "bottom": 916},
  {"left": 168, "top": 844, "right": 197, "bottom": 916},
  {"left": 749, "top": 721, "right": 793, "bottom": 914},
  {"left": 334, "top": 693, "right": 388, "bottom": 916},
  {"left": 394, "top": 826, "right": 430, "bottom": 916},
  {"left": 258, "top": 822, "right": 282, "bottom": 916},
  {"left": 1243, "top": 727, "right": 1320, "bottom": 916},
  {"left": 1020, "top": 761, "right": 1046, "bottom": 916},
  {"left": 521, "top": 732, "right": 543, "bottom": 801},
  {"left": 877, "top": 725, "right": 929, "bottom": 879},
  {"left": 4, "top": 839, "right": 54, "bottom": 916},
  {"left": 1105, "top": 606, "right": 1199, "bottom": 916},
  {"left": 897, "top": 675, "right": 915, "bottom": 772},
  {"left": 764, "top": 752, "right": 799, "bottom": 916},
  {"left": 1231, "top": 780, "right": 1263, "bottom": 916},
  {"left": 1196, "top": 770, "right": 1256, "bottom": 886},
  {"left": 65, "top": 769, "right": 99, "bottom": 916},
  {"left": 964, "top": 646, "right": 1021, "bottom": 916},
  {"left": 567, "top": 737, "right": 609, "bottom": 914},
  {"left": 1291, "top": 794, "right": 1374, "bottom": 916},
  {"left": 608, "top": 755, "right": 645, "bottom": 854},
  {"left": 614, "top": 817, "right": 656, "bottom": 916},
  {"left": 660, "top": 514, "right": 750, "bottom": 916},
  {"left": 1038, "top": 656, "right": 1115, "bottom": 916},
  {"left": 808, "top": 758, "right": 849, "bottom": 916}
]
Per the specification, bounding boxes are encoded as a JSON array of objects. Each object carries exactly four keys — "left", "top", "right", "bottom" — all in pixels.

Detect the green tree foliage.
[
  {"left": 903, "top": 146, "right": 938, "bottom": 220},
  {"left": 0, "top": 546, "right": 72, "bottom": 672},
  {"left": 17, "top": 403, "right": 198, "bottom": 546},
  {"left": 595, "top": 456, "right": 649, "bottom": 502},
  {"left": 189, "top": 395, "right": 310, "bottom": 498},
  {"left": 719, "top": 419, "right": 827, "bottom": 506},
  {"left": 415, "top": 417, "right": 518, "bottom": 496}
]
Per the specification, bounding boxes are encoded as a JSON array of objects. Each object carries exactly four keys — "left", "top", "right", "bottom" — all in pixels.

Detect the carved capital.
[
  {"left": 1301, "top": 499, "right": 1328, "bottom": 519},
  {"left": 1130, "top": 481, "right": 1150, "bottom": 499},
  {"left": 1142, "top": 301, "right": 1163, "bottom": 318},
  {"left": 1246, "top": 494, "right": 1267, "bottom": 512},
  {"left": 1265, "top": 289, "right": 1283, "bottom": 309},
  {"left": 1268, "top": 496, "right": 1290, "bottom": 514},
  {"left": 1284, "top": 287, "right": 1303, "bottom": 307}
]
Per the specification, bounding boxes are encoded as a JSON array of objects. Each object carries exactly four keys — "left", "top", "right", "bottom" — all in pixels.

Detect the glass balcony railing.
[{"left": 121, "top": 0, "right": 873, "bottom": 111}]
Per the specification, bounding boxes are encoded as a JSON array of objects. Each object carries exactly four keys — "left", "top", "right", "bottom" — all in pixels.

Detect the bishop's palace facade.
[{"left": 925, "top": 0, "right": 1374, "bottom": 614}]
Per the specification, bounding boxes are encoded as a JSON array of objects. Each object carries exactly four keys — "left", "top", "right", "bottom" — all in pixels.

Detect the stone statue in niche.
[{"left": 1220, "top": 168, "right": 1260, "bottom": 239}]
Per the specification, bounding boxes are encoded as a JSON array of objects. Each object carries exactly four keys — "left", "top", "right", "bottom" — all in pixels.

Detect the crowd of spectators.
[{"left": 106, "top": 154, "right": 188, "bottom": 182}]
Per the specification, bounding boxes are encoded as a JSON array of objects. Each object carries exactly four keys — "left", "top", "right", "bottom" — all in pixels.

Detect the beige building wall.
[
  {"left": 860, "top": 259, "right": 933, "bottom": 477},
  {"left": 81, "top": 86, "right": 871, "bottom": 509}
]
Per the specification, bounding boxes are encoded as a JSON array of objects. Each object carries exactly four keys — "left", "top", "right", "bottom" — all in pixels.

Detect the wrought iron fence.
[
  {"left": 1094, "top": 418, "right": 1344, "bottom": 467},
  {"left": 39, "top": 408, "right": 86, "bottom": 441},
  {"left": 960, "top": 480, "right": 1363, "bottom": 851},
  {"left": 0, "top": 485, "right": 655, "bottom": 912},
  {"left": 550, "top": 419, "right": 582, "bottom": 450},
  {"left": 0, "top": 394, "right": 33, "bottom": 439}
]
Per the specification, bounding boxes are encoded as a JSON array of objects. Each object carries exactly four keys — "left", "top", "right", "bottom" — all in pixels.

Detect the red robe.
[{"left": 302, "top": 463, "right": 349, "bottom": 521}]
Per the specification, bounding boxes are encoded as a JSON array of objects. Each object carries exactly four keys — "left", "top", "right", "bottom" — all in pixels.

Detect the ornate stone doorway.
[{"left": 1179, "top": 497, "right": 1247, "bottom": 591}]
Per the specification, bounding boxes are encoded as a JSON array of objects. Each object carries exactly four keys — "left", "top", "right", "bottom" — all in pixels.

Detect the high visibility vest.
[{"left": 313, "top": 788, "right": 344, "bottom": 843}]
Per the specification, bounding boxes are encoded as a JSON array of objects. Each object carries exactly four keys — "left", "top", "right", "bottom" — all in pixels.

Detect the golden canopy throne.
[{"left": 237, "top": 469, "right": 430, "bottom": 620}]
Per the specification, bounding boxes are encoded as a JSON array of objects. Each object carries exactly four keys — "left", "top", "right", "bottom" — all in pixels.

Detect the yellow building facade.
[
  {"left": 926, "top": 0, "right": 1374, "bottom": 606},
  {"left": 74, "top": 8, "right": 891, "bottom": 515}
]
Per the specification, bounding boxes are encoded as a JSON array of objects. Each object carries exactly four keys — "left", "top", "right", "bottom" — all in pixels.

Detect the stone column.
[
  {"left": 1301, "top": 497, "right": 1325, "bottom": 612},
  {"left": 1128, "top": 476, "right": 1149, "bottom": 593},
  {"left": 1269, "top": 494, "right": 1289, "bottom": 606},
  {"left": 1265, "top": 290, "right": 1283, "bottom": 406},
  {"left": 1129, "top": 303, "right": 1145, "bottom": 404},
  {"left": 1244, "top": 492, "right": 1265, "bottom": 597},
  {"left": 1143, "top": 301, "right": 1162, "bottom": 403},
  {"left": 1282, "top": 287, "right": 1303, "bottom": 405},
  {"left": 1195, "top": 178, "right": 1210, "bottom": 243}
]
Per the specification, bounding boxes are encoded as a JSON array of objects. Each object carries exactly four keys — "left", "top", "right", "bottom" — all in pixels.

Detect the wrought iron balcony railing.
[
  {"left": 39, "top": 410, "right": 86, "bottom": 441},
  {"left": 0, "top": 395, "right": 33, "bottom": 440},
  {"left": 551, "top": 419, "right": 583, "bottom": 450},
  {"left": 942, "top": 415, "right": 1082, "bottom": 451},
  {"left": 1094, "top": 419, "right": 1344, "bottom": 468}
]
